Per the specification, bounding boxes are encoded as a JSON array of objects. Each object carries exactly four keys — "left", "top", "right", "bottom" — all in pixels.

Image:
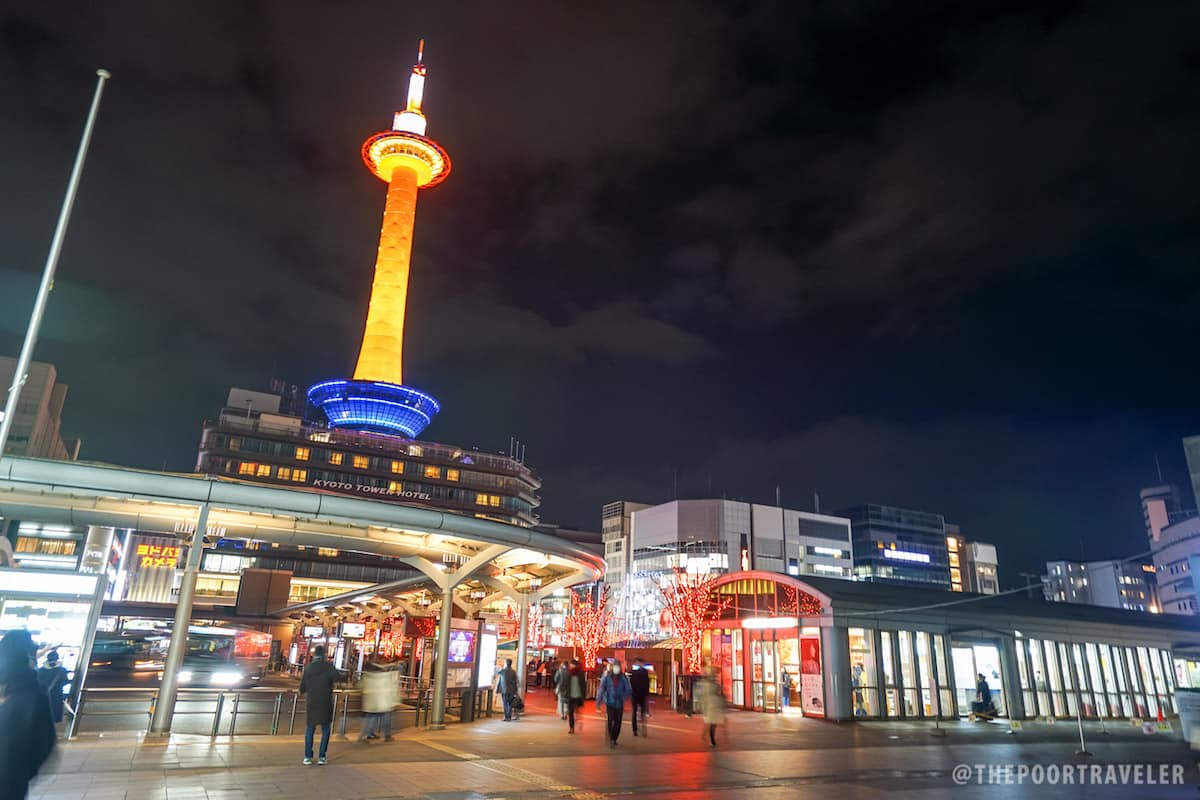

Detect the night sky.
[{"left": 2, "top": 2, "right": 1198, "bottom": 585}]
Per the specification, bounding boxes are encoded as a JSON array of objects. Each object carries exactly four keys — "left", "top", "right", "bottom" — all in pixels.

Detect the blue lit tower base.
[{"left": 307, "top": 379, "right": 440, "bottom": 439}]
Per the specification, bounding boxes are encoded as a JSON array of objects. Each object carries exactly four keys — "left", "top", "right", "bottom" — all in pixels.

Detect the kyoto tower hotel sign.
[{"left": 308, "top": 41, "right": 450, "bottom": 437}]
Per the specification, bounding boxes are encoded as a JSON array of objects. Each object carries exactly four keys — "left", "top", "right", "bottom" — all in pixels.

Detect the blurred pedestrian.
[
  {"left": 553, "top": 660, "right": 569, "bottom": 719},
  {"left": 0, "top": 630, "right": 57, "bottom": 800},
  {"left": 359, "top": 662, "right": 398, "bottom": 742},
  {"left": 496, "top": 658, "right": 519, "bottom": 721},
  {"left": 595, "top": 659, "right": 632, "bottom": 748},
  {"left": 695, "top": 665, "right": 725, "bottom": 748},
  {"left": 36, "top": 651, "right": 70, "bottom": 727},
  {"left": 565, "top": 659, "right": 585, "bottom": 733},
  {"left": 629, "top": 658, "right": 650, "bottom": 737},
  {"left": 300, "top": 645, "right": 337, "bottom": 765}
]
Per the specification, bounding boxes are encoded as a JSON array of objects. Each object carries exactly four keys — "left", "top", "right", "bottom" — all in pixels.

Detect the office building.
[
  {"left": 0, "top": 357, "right": 79, "bottom": 460},
  {"left": 946, "top": 525, "right": 999, "bottom": 594},
  {"left": 601, "top": 500, "right": 648, "bottom": 591},
  {"left": 1143, "top": 438, "right": 1200, "bottom": 616},
  {"left": 839, "top": 504, "right": 952, "bottom": 589},
  {"left": 1044, "top": 559, "right": 1157, "bottom": 612}
]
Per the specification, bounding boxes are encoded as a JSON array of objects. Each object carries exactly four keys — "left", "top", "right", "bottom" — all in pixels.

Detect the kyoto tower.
[{"left": 308, "top": 41, "right": 450, "bottom": 438}]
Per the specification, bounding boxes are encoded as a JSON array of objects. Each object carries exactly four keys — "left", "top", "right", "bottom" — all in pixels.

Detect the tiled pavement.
[{"left": 30, "top": 688, "right": 1200, "bottom": 799}]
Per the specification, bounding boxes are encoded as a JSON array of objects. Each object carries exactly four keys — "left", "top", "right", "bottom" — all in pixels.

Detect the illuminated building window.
[
  {"left": 256, "top": 464, "right": 271, "bottom": 477},
  {"left": 408, "top": 445, "right": 423, "bottom": 457},
  {"left": 278, "top": 466, "right": 292, "bottom": 481},
  {"left": 475, "top": 493, "right": 489, "bottom": 506},
  {"left": 948, "top": 553, "right": 960, "bottom": 567},
  {"left": 446, "top": 468, "right": 459, "bottom": 482},
  {"left": 295, "top": 446, "right": 310, "bottom": 461},
  {"left": 490, "top": 495, "right": 501, "bottom": 507},
  {"left": 391, "top": 461, "right": 404, "bottom": 474},
  {"left": 292, "top": 469, "right": 308, "bottom": 482},
  {"left": 229, "top": 437, "right": 241, "bottom": 451},
  {"left": 329, "top": 452, "right": 344, "bottom": 465},
  {"left": 238, "top": 462, "right": 256, "bottom": 475},
  {"left": 353, "top": 455, "right": 370, "bottom": 469},
  {"left": 317, "top": 547, "right": 339, "bottom": 558},
  {"left": 389, "top": 481, "right": 403, "bottom": 493},
  {"left": 424, "top": 465, "right": 441, "bottom": 479}
]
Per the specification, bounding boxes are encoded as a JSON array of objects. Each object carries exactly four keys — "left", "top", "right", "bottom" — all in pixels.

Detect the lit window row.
[
  {"left": 237, "top": 462, "right": 306, "bottom": 482},
  {"left": 476, "top": 493, "right": 502, "bottom": 507}
]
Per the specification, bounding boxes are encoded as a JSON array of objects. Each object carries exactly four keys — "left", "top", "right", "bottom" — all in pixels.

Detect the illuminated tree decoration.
[
  {"left": 798, "top": 589, "right": 822, "bottom": 617},
  {"left": 658, "top": 568, "right": 733, "bottom": 675},
  {"left": 527, "top": 603, "right": 544, "bottom": 649},
  {"left": 414, "top": 615, "right": 438, "bottom": 638},
  {"left": 565, "top": 587, "right": 614, "bottom": 667}
]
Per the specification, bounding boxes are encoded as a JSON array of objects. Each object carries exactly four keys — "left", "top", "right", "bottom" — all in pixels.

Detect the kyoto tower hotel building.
[{"left": 197, "top": 45, "right": 540, "bottom": 527}]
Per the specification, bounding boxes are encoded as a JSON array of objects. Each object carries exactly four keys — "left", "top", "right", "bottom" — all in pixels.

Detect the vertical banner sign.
[{"left": 800, "top": 635, "right": 824, "bottom": 717}]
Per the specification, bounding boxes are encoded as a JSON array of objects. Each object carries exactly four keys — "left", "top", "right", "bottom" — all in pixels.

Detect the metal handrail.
[{"left": 73, "top": 684, "right": 472, "bottom": 738}]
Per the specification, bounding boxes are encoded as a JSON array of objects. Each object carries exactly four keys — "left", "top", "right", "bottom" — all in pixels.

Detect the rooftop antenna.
[{"left": 1155, "top": 453, "right": 1164, "bottom": 484}]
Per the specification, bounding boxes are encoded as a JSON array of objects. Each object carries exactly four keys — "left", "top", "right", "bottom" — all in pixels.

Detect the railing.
[{"left": 73, "top": 682, "right": 491, "bottom": 738}]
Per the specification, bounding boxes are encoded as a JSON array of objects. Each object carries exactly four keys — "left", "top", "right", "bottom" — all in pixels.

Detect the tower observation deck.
[{"left": 308, "top": 40, "right": 450, "bottom": 438}]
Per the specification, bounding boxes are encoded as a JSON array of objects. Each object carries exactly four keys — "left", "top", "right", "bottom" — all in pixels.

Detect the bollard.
[
  {"left": 229, "top": 693, "right": 241, "bottom": 736},
  {"left": 211, "top": 693, "right": 225, "bottom": 738}
]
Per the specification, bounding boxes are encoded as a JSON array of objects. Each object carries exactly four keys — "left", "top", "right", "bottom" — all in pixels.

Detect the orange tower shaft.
[{"left": 353, "top": 164, "right": 420, "bottom": 385}]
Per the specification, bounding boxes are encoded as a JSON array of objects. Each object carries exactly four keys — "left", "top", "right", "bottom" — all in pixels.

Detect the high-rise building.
[
  {"left": 1185, "top": 435, "right": 1200, "bottom": 508},
  {"left": 601, "top": 500, "right": 648, "bottom": 591},
  {"left": 839, "top": 504, "right": 952, "bottom": 589},
  {"left": 1142, "top": 485, "right": 1182, "bottom": 544},
  {"left": 945, "top": 525, "right": 999, "bottom": 594},
  {"left": 1144, "top": 438, "right": 1200, "bottom": 615},
  {"left": 196, "top": 388, "right": 540, "bottom": 527},
  {"left": 0, "top": 356, "right": 79, "bottom": 460},
  {"left": 628, "top": 500, "right": 853, "bottom": 580},
  {"left": 1043, "top": 559, "right": 1156, "bottom": 612},
  {"left": 612, "top": 499, "right": 853, "bottom": 636}
]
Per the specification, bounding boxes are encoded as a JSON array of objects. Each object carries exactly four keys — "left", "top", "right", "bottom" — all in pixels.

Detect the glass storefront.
[
  {"left": 690, "top": 572, "right": 1191, "bottom": 722},
  {"left": 848, "top": 628, "right": 876, "bottom": 717}
]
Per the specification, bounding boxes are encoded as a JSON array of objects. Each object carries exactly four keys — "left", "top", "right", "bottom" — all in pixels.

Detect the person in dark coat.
[
  {"left": 299, "top": 645, "right": 338, "bottom": 765},
  {"left": 0, "top": 630, "right": 57, "bottom": 800},
  {"left": 495, "top": 658, "right": 520, "bottom": 721},
  {"left": 629, "top": 658, "right": 650, "bottom": 737},
  {"left": 37, "top": 651, "right": 70, "bottom": 725}
]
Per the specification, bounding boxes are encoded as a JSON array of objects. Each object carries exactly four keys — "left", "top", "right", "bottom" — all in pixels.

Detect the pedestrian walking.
[
  {"left": 36, "top": 651, "right": 70, "bottom": 727},
  {"left": 553, "top": 660, "right": 569, "bottom": 719},
  {"left": 359, "top": 662, "right": 398, "bottom": 742},
  {"left": 496, "top": 658, "right": 520, "bottom": 721},
  {"left": 565, "top": 659, "right": 585, "bottom": 733},
  {"left": 595, "top": 659, "right": 632, "bottom": 748},
  {"left": 300, "top": 645, "right": 338, "bottom": 765},
  {"left": 629, "top": 658, "right": 650, "bottom": 737},
  {"left": 0, "top": 630, "right": 57, "bottom": 800},
  {"left": 694, "top": 665, "right": 725, "bottom": 748}
]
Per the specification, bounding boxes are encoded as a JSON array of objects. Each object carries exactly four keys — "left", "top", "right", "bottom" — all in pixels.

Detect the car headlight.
[
  {"left": 134, "top": 660, "right": 162, "bottom": 670},
  {"left": 178, "top": 670, "right": 193, "bottom": 682},
  {"left": 211, "top": 671, "right": 243, "bottom": 686}
]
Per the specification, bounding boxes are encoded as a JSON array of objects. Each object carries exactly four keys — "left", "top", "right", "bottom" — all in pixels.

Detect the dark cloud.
[{"left": 0, "top": 1, "right": 1197, "bottom": 584}]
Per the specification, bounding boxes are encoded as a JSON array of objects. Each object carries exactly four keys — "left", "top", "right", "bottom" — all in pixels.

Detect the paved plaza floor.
[{"left": 30, "top": 688, "right": 1200, "bottom": 799}]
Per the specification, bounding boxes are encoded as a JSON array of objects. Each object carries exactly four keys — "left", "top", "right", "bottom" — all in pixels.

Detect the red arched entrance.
[{"left": 700, "top": 571, "right": 828, "bottom": 715}]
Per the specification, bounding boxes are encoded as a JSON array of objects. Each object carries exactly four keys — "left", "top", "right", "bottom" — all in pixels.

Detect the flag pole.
[{"left": 0, "top": 69, "right": 111, "bottom": 456}]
